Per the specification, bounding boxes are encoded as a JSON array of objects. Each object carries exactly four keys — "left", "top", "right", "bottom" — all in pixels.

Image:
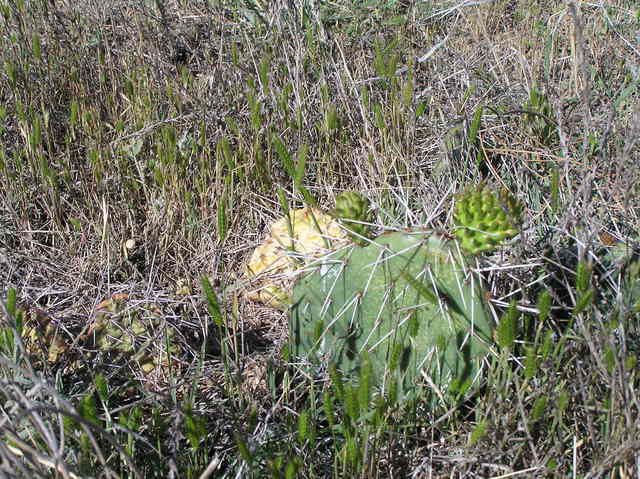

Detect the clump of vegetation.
[
  {"left": 523, "top": 85, "right": 559, "bottom": 148},
  {"left": 1, "top": 0, "right": 639, "bottom": 477}
]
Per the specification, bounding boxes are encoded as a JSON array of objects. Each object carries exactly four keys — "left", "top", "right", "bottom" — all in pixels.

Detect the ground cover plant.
[{"left": 0, "top": 0, "right": 639, "bottom": 477}]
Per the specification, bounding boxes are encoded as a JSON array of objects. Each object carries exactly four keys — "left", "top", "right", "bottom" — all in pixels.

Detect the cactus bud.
[
  {"left": 453, "top": 185, "right": 523, "bottom": 254},
  {"left": 331, "top": 191, "right": 373, "bottom": 246}
]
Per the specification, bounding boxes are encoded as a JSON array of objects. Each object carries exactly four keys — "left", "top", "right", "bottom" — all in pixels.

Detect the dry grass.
[{"left": 1, "top": 0, "right": 639, "bottom": 477}]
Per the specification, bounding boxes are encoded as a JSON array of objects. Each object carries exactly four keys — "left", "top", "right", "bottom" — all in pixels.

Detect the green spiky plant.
[
  {"left": 330, "top": 191, "right": 374, "bottom": 245},
  {"left": 290, "top": 185, "right": 523, "bottom": 403},
  {"left": 453, "top": 185, "right": 523, "bottom": 255}
]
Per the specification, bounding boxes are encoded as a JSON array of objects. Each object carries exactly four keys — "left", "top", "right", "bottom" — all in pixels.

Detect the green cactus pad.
[
  {"left": 291, "top": 230, "right": 494, "bottom": 401},
  {"left": 453, "top": 186, "right": 523, "bottom": 255}
]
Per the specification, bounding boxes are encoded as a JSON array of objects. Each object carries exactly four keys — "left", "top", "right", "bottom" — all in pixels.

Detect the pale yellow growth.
[{"left": 245, "top": 207, "right": 347, "bottom": 308}]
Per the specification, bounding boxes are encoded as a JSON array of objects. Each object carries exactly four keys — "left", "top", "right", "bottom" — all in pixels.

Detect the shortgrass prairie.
[{"left": 1, "top": 0, "right": 639, "bottom": 477}]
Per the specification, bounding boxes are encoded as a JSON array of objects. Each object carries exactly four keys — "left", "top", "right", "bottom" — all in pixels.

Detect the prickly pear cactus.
[
  {"left": 453, "top": 185, "right": 523, "bottom": 255},
  {"left": 21, "top": 308, "right": 70, "bottom": 364},
  {"left": 291, "top": 230, "right": 494, "bottom": 398},
  {"left": 245, "top": 207, "right": 348, "bottom": 309},
  {"left": 331, "top": 191, "right": 373, "bottom": 245},
  {"left": 88, "top": 294, "right": 180, "bottom": 376},
  {"left": 11, "top": 294, "right": 181, "bottom": 383}
]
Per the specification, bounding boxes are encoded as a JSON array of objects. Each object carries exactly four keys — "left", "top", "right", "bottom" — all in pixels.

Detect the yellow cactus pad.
[{"left": 245, "top": 207, "right": 348, "bottom": 308}]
